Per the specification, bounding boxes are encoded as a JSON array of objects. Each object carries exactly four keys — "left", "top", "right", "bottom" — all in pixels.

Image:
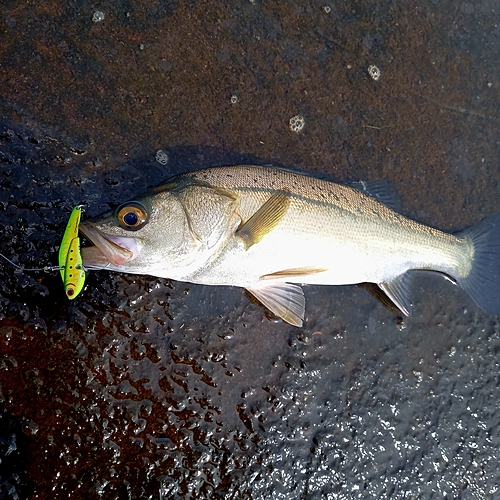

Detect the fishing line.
[{"left": 0, "top": 252, "right": 62, "bottom": 273}]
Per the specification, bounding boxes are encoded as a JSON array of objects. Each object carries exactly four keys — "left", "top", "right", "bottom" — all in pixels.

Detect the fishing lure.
[
  {"left": 0, "top": 205, "right": 86, "bottom": 300},
  {"left": 58, "top": 205, "right": 81, "bottom": 278},
  {"left": 58, "top": 205, "right": 86, "bottom": 299}
]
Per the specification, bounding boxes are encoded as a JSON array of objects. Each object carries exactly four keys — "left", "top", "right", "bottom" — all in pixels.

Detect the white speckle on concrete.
[
  {"left": 289, "top": 115, "right": 305, "bottom": 133},
  {"left": 92, "top": 11, "right": 105, "bottom": 23},
  {"left": 368, "top": 64, "right": 381, "bottom": 81}
]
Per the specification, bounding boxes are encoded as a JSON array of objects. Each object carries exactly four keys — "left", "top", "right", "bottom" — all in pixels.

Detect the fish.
[{"left": 80, "top": 165, "right": 500, "bottom": 326}]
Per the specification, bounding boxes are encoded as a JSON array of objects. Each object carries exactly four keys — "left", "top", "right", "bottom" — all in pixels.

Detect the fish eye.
[{"left": 116, "top": 202, "right": 149, "bottom": 230}]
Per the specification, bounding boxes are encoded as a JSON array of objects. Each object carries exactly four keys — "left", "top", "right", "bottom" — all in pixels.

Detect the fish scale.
[{"left": 80, "top": 165, "right": 500, "bottom": 326}]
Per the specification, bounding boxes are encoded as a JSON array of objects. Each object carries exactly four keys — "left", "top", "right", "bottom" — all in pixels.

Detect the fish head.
[{"left": 80, "top": 180, "right": 241, "bottom": 280}]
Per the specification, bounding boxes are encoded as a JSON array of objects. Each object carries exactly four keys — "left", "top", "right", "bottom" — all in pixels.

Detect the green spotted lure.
[
  {"left": 0, "top": 205, "right": 86, "bottom": 300},
  {"left": 58, "top": 205, "right": 86, "bottom": 299}
]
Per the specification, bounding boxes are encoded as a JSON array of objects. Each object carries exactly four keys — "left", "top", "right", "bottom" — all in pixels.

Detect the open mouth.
[{"left": 80, "top": 222, "right": 139, "bottom": 268}]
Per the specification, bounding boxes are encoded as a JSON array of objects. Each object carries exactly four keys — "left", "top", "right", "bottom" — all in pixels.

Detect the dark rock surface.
[{"left": 1, "top": 0, "right": 499, "bottom": 498}]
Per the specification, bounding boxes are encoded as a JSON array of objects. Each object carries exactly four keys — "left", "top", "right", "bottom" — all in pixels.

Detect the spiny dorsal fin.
[
  {"left": 236, "top": 192, "right": 290, "bottom": 249},
  {"left": 261, "top": 267, "right": 328, "bottom": 280},
  {"left": 246, "top": 281, "right": 305, "bottom": 327}
]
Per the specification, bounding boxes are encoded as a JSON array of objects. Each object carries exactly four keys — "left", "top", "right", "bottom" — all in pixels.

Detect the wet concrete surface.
[{"left": 1, "top": 0, "right": 500, "bottom": 498}]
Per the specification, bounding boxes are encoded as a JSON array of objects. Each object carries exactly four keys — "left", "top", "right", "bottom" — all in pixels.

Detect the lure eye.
[{"left": 116, "top": 202, "right": 149, "bottom": 230}]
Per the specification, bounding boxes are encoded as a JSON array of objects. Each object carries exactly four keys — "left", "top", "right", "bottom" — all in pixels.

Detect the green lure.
[{"left": 58, "top": 206, "right": 86, "bottom": 299}]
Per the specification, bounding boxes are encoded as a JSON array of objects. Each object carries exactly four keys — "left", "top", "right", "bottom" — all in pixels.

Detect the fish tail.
[{"left": 456, "top": 212, "right": 500, "bottom": 314}]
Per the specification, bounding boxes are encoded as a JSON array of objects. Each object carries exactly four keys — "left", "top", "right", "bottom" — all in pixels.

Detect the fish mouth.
[{"left": 80, "top": 222, "right": 140, "bottom": 268}]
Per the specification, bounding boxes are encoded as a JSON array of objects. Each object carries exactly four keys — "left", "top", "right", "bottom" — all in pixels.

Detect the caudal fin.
[{"left": 456, "top": 212, "right": 500, "bottom": 315}]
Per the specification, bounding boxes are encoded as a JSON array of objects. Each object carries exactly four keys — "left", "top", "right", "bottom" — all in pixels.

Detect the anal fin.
[
  {"left": 378, "top": 273, "right": 413, "bottom": 316},
  {"left": 246, "top": 281, "right": 305, "bottom": 327},
  {"left": 358, "top": 283, "right": 402, "bottom": 316}
]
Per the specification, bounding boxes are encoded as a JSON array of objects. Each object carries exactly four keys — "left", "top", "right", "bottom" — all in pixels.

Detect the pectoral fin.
[
  {"left": 246, "top": 281, "right": 305, "bottom": 327},
  {"left": 236, "top": 192, "right": 290, "bottom": 249},
  {"left": 378, "top": 273, "right": 413, "bottom": 316}
]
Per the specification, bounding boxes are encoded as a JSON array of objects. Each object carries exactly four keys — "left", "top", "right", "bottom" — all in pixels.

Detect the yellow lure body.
[
  {"left": 59, "top": 206, "right": 86, "bottom": 299},
  {"left": 64, "top": 236, "right": 85, "bottom": 299}
]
